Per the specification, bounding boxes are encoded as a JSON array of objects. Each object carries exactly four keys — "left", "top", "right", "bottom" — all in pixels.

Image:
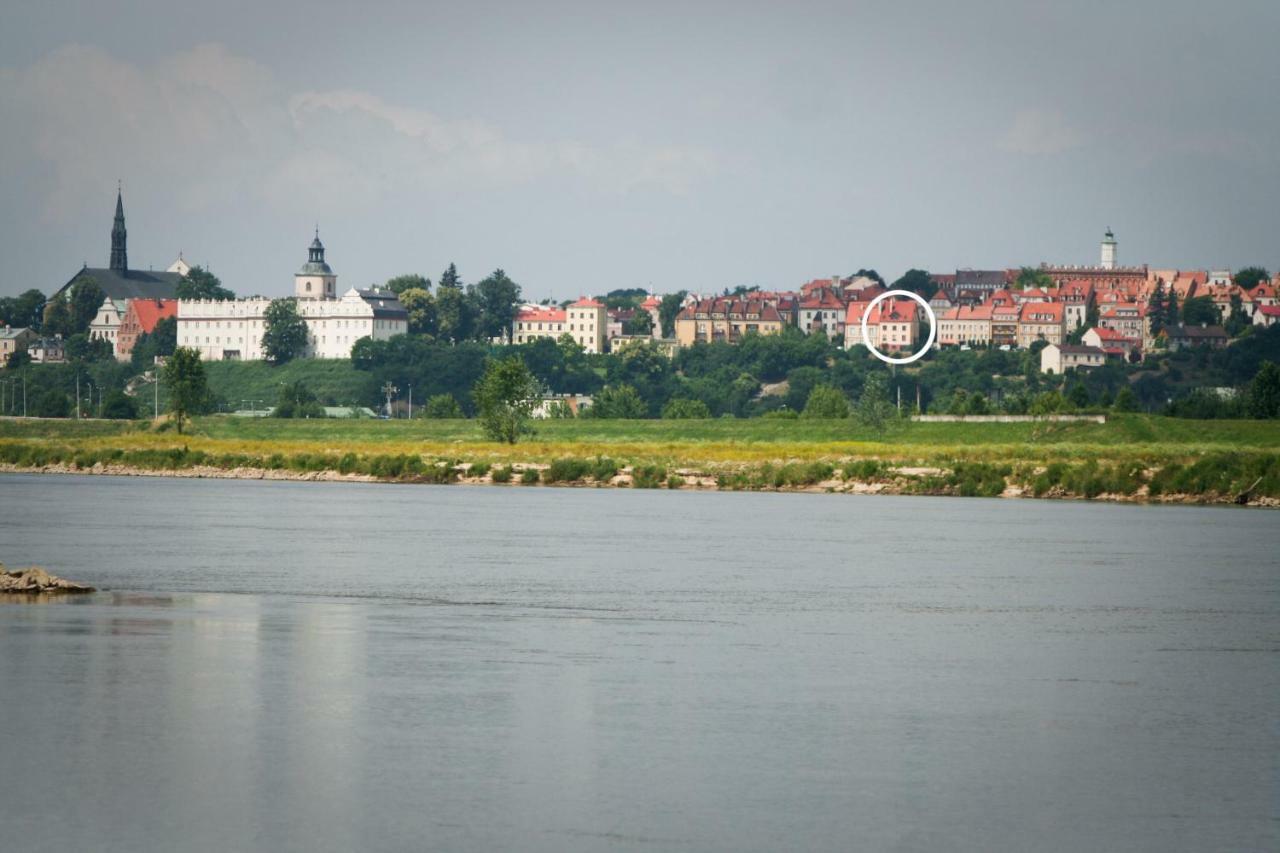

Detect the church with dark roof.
[
  {"left": 54, "top": 188, "right": 190, "bottom": 353},
  {"left": 54, "top": 189, "right": 187, "bottom": 304}
]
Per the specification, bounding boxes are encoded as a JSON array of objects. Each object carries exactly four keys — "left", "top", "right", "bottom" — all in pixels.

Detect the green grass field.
[{"left": 2, "top": 414, "right": 1278, "bottom": 501}]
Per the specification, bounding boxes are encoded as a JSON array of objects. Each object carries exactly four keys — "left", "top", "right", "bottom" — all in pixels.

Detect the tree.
[
  {"left": 1112, "top": 386, "right": 1140, "bottom": 412},
  {"left": 438, "top": 263, "right": 462, "bottom": 290},
  {"left": 130, "top": 316, "right": 177, "bottom": 369},
  {"left": 1226, "top": 292, "right": 1248, "bottom": 337},
  {"left": 176, "top": 266, "right": 235, "bottom": 301},
  {"left": 435, "top": 283, "right": 475, "bottom": 343},
  {"left": 473, "top": 356, "right": 540, "bottom": 443},
  {"left": 162, "top": 347, "right": 209, "bottom": 434},
  {"left": 1164, "top": 290, "right": 1180, "bottom": 330},
  {"left": 42, "top": 298, "right": 74, "bottom": 337},
  {"left": 1148, "top": 287, "right": 1167, "bottom": 339},
  {"left": 661, "top": 398, "right": 711, "bottom": 419},
  {"left": 6, "top": 349, "right": 31, "bottom": 370},
  {"left": 101, "top": 390, "right": 139, "bottom": 420},
  {"left": 658, "top": 292, "right": 687, "bottom": 339},
  {"left": 273, "top": 381, "right": 324, "bottom": 418},
  {"left": 385, "top": 274, "right": 431, "bottom": 295},
  {"left": 1246, "top": 360, "right": 1280, "bottom": 418},
  {"left": 891, "top": 269, "right": 937, "bottom": 299},
  {"left": 0, "top": 289, "right": 46, "bottom": 331},
  {"left": 855, "top": 373, "right": 896, "bottom": 434},
  {"left": 854, "top": 268, "right": 885, "bottom": 286},
  {"left": 802, "top": 385, "right": 850, "bottom": 418},
  {"left": 475, "top": 269, "right": 521, "bottom": 342},
  {"left": 1234, "top": 267, "right": 1270, "bottom": 291},
  {"left": 1182, "top": 295, "right": 1218, "bottom": 327},
  {"left": 588, "top": 384, "right": 648, "bottom": 418},
  {"left": 33, "top": 389, "right": 71, "bottom": 418},
  {"left": 423, "top": 393, "right": 465, "bottom": 419},
  {"left": 1067, "top": 382, "right": 1091, "bottom": 409},
  {"left": 262, "top": 298, "right": 309, "bottom": 364},
  {"left": 64, "top": 333, "right": 113, "bottom": 363},
  {"left": 399, "top": 287, "right": 438, "bottom": 336},
  {"left": 1015, "top": 267, "right": 1054, "bottom": 290},
  {"left": 624, "top": 310, "right": 654, "bottom": 336}
]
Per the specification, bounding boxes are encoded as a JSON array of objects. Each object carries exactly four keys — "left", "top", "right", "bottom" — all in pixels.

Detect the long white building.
[{"left": 177, "top": 233, "right": 407, "bottom": 360}]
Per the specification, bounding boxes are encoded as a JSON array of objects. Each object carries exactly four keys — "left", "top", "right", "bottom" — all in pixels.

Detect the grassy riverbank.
[{"left": 1, "top": 415, "right": 1278, "bottom": 504}]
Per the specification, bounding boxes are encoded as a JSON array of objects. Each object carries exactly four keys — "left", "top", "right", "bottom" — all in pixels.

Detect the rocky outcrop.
[{"left": 0, "top": 564, "right": 95, "bottom": 594}]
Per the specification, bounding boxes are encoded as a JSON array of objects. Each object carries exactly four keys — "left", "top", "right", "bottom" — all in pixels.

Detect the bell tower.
[{"left": 295, "top": 228, "right": 337, "bottom": 299}]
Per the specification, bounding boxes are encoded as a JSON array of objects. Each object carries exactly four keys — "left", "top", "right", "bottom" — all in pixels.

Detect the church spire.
[{"left": 110, "top": 185, "right": 128, "bottom": 273}]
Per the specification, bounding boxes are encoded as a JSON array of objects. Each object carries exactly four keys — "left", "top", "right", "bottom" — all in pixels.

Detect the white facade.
[
  {"left": 177, "top": 234, "right": 406, "bottom": 360},
  {"left": 566, "top": 298, "right": 607, "bottom": 354},
  {"left": 179, "top": 288, "right": 406, "bottom": 361},
  {"left": 1100, "top": 228, "right": 1117, "bottom": 270},
  {"left": 89, "top": 298, "right": 127, "bottom": 356}
]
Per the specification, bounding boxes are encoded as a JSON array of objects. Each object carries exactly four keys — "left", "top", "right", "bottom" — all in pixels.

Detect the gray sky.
[{"left": 2, "top": 0, "right": 1277, "bottom": 300}]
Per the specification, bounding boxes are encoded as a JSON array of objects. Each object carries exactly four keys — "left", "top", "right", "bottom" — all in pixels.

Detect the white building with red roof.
[{"left": 1016, "top": 302, "right": 1066, "bottom": 348}]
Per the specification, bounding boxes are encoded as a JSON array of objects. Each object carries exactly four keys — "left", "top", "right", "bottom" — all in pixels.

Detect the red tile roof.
[{"left": 126, "top": 298, "right": 177, "bottom": 333}]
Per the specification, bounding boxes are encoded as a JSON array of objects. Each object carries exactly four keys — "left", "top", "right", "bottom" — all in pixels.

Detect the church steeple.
[{"left": 110, "top": 185, "right": 128, "bottom": 273}]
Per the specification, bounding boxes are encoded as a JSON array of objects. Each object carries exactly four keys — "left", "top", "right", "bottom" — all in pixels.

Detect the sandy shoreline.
[{"left": 2, "top": 461, "right": 1273, "bottom": 508}]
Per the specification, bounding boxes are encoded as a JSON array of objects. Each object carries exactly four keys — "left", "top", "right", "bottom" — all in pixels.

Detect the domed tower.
[
  {"left": 1100, "top": 227, "right": 1117, "bottom": 270},
  {"left": 295, "top": 228, "right": 337, "bottom": 300}
]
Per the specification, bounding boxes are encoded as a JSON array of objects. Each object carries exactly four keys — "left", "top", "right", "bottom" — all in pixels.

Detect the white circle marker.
[{"left": 860, "top": 289, "right": 937, "bottom": 365}]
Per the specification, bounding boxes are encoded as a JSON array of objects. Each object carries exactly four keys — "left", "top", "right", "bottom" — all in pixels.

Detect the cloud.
[
  {"left": 998, "top": 109, "right": 1086, "bottom": 156},
  {"left": 0, "top": 44, "right": 718, "bottom": 222}
]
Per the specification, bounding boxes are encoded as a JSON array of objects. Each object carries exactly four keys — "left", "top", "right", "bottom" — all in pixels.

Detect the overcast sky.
[{"left": 2, "top": 0, "right": 1277, "bottom": 300}]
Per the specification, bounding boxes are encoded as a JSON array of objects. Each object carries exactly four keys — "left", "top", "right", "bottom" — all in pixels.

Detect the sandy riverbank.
[{"left": 3, "top": 461, "right": 1273, "bottom": 508}]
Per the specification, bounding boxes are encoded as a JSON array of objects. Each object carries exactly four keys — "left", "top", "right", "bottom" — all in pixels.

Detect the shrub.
[
  {"left": 661, "top": 398, "right": 711, "bottom": 419},
  {"left": 631, "top": 464, "right": 666, "bottom": 488},
  {"left": 590, "top": 456, "right": 619, "bottom": 482},
  {"left": 520, "top": 466, "right": 541, "bottom": 484},
  {"left": 467, "top": 461, "right": 491, "bottom": 479},
  {"left": 666, "top": 474, "right": 686, "bottom": 489},
  {"left": 545, "top": 457, "right": 592, "bottom": 483},
  {"left": 491, "top": 464, "right": 513, "bottom": 483},
  {"left": 802, "top": 386, "right": 850, "bottom": 419}
]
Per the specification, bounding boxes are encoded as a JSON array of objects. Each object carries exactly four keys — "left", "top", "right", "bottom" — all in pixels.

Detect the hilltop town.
[{"left": 2, "top": 193, "right": 1279, "bottom": 422}]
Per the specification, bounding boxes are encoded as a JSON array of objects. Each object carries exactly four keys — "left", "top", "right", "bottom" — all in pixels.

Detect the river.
[{"left": 1, "top": 473, "right": 1277, "bottom": 852}]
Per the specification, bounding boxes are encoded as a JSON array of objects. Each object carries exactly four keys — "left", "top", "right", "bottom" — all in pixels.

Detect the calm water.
[{"left": 0, "top": 473, "right": 1277, "bottom": 852}]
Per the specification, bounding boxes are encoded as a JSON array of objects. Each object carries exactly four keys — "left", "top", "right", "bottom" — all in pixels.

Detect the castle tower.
[
  {"left": 1100, "top": 227, "right": 1117, "bottom": 270},
  {"left": 110, "top": 188, "right": 128, "bottom": 273},
  {"left": 295, "top": 228, "right": 337, "bottom": 300}
]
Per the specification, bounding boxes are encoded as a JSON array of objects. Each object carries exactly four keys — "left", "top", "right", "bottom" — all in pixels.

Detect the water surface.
[{"left": 1, "top": 473, "right": 1277, "bottom": 852}]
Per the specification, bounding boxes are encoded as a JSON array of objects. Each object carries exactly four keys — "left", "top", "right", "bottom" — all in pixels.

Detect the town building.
[
  {"left": 862, "top": 297, "right": 920, "bottom": 353},
  {"left": 1164, "top": 325, "right": 1228, "bottom": 351},
  {"left": 1040, "top": 343, "right": 1105, "bottom": 374},
  {"left": 798, "top": 287, "right": 846, "bottom": 339},
  {"left": 117, "top": 298, "right": 177, "bottom": 361},
  {"left": 1082, "top": 326, "right": 1141, "bottom": 360},
  {"left": 566, "top": 297, "right": 607, "bottom": 353},
  {"left": 1, "top": 327, "right": 38, "bottom": 363},
  {"left": 28, "top": 336, "right": 66, "bottom": 364},
  {"left": 513, "top": 305, "right": 568, "bottom": 345},
  {"left": 675, "top": 297, "right": 786, "bottom": 347},
  {"left": 177, "top": 233, "right": 407, "bottom": 360},
  {"left": 1016, "top": 302, "right": 1066, "bottom": 348},
  {"left": 935, "top": 305, "right": 993, "bottom": 348}
]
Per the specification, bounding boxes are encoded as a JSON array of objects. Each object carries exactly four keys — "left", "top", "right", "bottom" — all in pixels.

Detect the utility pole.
[
  {"left": 407, "top": 384, "right": 413, "bottom": 419},
  {"left": 76, "top": 372, "right": 81, "bottom": 420},
  {"left": 22, "top": 372, "right": 27, "bottom": 417},
  {"left": 154, "top": 365, "right": 159, "bottom": 418}
]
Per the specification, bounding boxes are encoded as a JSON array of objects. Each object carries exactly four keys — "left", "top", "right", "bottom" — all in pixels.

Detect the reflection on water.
[{"left": 0, "top": 473, "right": 1278, "bottom": 853}]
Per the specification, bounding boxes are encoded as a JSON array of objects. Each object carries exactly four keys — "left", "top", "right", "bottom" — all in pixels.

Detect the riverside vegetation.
[{"left": 2, "top": 414, "right": 1277, "bottom": 505}]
